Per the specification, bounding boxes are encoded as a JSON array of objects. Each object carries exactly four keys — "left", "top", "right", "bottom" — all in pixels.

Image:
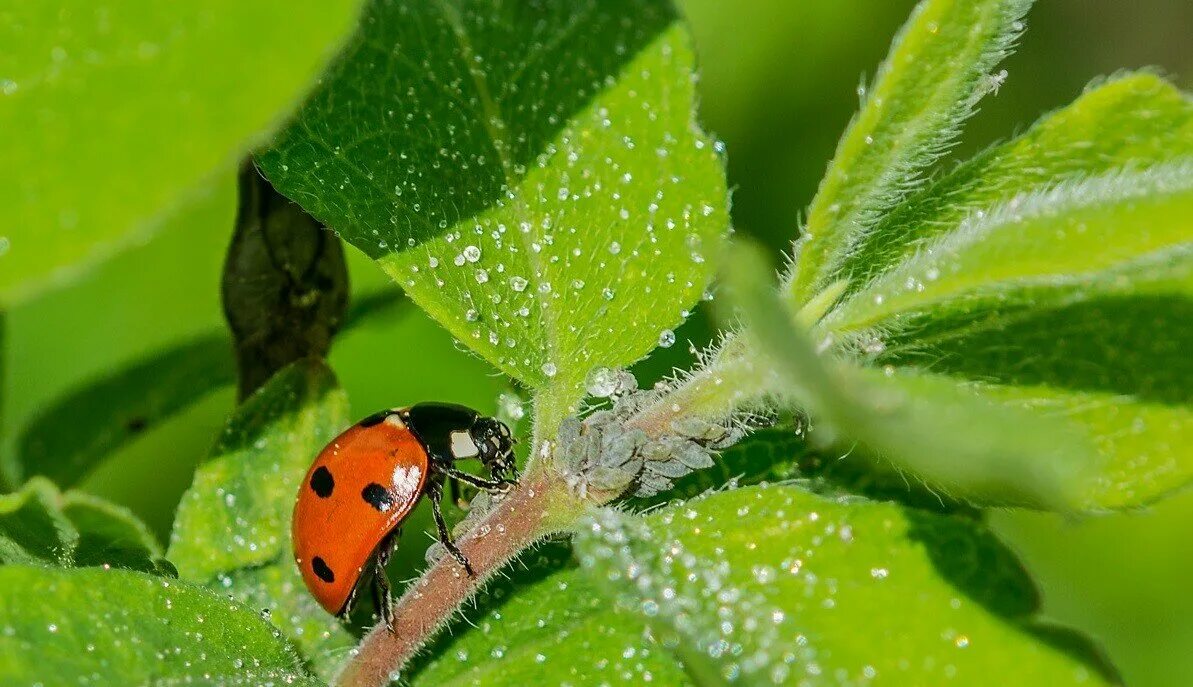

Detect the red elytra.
[
  {"left": 292, "top": 413, "right": 428, "bottom": 616},
  {"left": 292, "top": 403, "right": 517, "bottom": 628}
]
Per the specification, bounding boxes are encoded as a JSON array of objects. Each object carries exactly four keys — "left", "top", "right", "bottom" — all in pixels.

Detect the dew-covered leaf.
[
  {"left": 574, "top": 486, "right": 1119, "bottom": 685},
  {"left": 786, "top": 0, "right": 1031, "bottom": 306},
  {"left": 0, "top": 566, "right": 320, "bottom": 686},
  {"left": 169, "top": 360, "right": 353, "bottom": 678},
  {"left": 0, "top": 478, "right": 169, "bottom": 574},
  {"left": 730, "top": 242, "right": 1095, "bottom": 509},
  {"left": 259, "top": 0, "right": 729, "bottom": 437},
  {"left": 829, "top": 72, "right": 1193, "bottom": 297},
  {"left": 404, "top": 543, "right": 691, "bottom": 686},
  {"left": 0, "top": 1, "right": 364, "bottom": 304}
]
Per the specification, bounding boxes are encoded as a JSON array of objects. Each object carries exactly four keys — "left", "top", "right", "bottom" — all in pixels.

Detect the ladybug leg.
[
  {"left": 440, "top": 465, "right": 515, "bottom": 494},
  {"left": 449, "top": 475, "right": 475, "bottom": 509},
  {"left": 372, "top": 530, "right": 397, "bottom": 633},
  {"left": 429, "top": 482, "right": 475, "bottom": 576}
]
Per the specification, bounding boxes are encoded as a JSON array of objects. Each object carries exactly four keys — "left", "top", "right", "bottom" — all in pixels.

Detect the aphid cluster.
[{"left": 557, "top": 374, "right": 745, "bottom": 501}]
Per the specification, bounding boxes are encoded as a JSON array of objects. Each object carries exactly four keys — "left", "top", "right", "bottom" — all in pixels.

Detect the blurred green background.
[{"left": 3, "top": 1, "right": 1190, "bottom": 684}]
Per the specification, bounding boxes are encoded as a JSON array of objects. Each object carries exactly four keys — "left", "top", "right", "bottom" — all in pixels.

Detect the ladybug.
[{"left": 292, "top": 402, "right": 516, "bottom": 629}]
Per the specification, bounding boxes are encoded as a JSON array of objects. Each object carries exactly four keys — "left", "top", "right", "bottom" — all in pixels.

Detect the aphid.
[{"left": 292, "top": 403, "right": 516, "bottom": 629}]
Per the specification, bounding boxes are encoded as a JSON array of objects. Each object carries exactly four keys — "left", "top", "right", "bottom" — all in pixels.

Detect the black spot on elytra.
[
  {"left": 358, "top": 410, "right": 392, "bottom": 427},
  {"left": 361, "top": 483, "right": 394, "bottom": 511},
  {"left": 309, "top": 466, "right": 334, "bottom": 498},
  {"left": 312, "top": 556, "right": 335, "bottom": 583}
]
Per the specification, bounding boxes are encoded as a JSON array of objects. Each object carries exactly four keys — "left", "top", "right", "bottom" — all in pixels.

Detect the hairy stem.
[
  {"left": 334, "top": 473, "right": 584, "bottom": 687},
  {"left": 626, "top": 335, "right": 771, "bottom": 438}
]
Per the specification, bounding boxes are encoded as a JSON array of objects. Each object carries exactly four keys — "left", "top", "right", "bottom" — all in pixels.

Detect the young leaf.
[
  {"left": 168, "top": 360, "right": 353, "bottom": 678},
  {"left": 817, "top": 154, "right": 1192, "bottom": 510},
  {"left": 259, "top": 0, "right": 729, "bottom": 437},
  {"left": 786, "top": 0, "right": 1031, "bottom": 306},
  {"left": 0, "top": 1, "right": 365, "bottom": 304},
  {"left": 0, "top": 566, "right": 319, "bottom": 686},
  {"left": 825, "top": 164, "right": 1193, "bottom": 332},
  {"left": 729, "top": 242, "right": 1095, "bottom": 509},
  {"left": 575, "top": 486, "right": 1119, "bottom": 685},
  {"left": 831, "top": 72, "right": 1193, "bottom": 296},
  {"left": 0, "top": 478, "right": 169, "bottom": 574}
]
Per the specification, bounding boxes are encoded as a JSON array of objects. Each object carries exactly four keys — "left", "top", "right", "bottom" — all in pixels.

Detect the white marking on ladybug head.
[
  {"left": 384, "top": 414, "right": 407, "bottom": 429},
  {"left": 450, "top": 430, "right": 480, "bottom": 459},
  {"left": 391, "top": 465, "right": 422, "bottom": 502}
]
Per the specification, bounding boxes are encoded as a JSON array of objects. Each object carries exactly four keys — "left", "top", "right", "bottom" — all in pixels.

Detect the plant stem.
[
  {"left": 333, "top": 473, "right": 583, "bottom": 687},
  {"left": 626, "top": 336, "right": 772, "bottom": 439}
]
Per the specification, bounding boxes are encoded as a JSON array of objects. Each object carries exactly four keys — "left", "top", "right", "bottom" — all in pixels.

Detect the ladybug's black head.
[{"left": 471, "top": 416, "right": 516, "bottom": 479}]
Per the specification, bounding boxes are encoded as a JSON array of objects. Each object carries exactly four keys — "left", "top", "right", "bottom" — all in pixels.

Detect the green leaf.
[
  {"left": 10, "top": 283, "right": 406, "bottom": 493},
  {"left": 786, "top": 0, "right": 1031, "bottom": 306},
  {"left": 405, "top": 543, "right": 692, "bottom": 686},
  {"left": 0, "top": 566, "right": 319, "bottom": 686},
  {"left": 15, "top": 335, "right": 235, "bottom": 489},
  {"left": 942, "top": 380, "right": 1193, "bottom": 512},
  {"left": 792, "top": 74, "right": 1193, "bottom": 510},
  {"left": 0, "top": 479, "right": 75, "bottom": 567},
  {"left": 830, "top": 72, "right": 1193, "bottom": 297},
  {"left": 0, "top": 180, "right": 237, "bottom": 492},
  {"left": 575, "top": 486, "right": 1118, "bottom": 685},
  {"left": 816, "top": 169, "right": 1191, "bottom": 511},
  {"left": 0, "top": 0, "right": 364, "bottom": 304},
  {"left": 728, "top": 242, "right": 1095, "bottom": 509},
  {"left": 0, "top": 478, "right": 168, "bottom": 574},
  {"left": 259, "top": 0, "right": 729, "bottom": 437},
  {"left": 168, "top": 360, "right": 353, "bottom": 679},
  {"left": 825, "top": 164, "right": 1193, "bottom": 333},
  {"left": 60, "top": 491, "right": 171, "bottom": 575}
]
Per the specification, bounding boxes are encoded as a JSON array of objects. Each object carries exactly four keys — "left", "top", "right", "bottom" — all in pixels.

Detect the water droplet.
[
  {"left": 463, "top": 245, "right": 482, "bottom": 262},
  {"left": 658, "top": 330, "right": 676, "bottom": 348},
  {"left": 585, "top": 367, "right": 620, "bottom": 397},
  {"left": 541, "top": 362, "right": 557, "bottom": 378}
]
